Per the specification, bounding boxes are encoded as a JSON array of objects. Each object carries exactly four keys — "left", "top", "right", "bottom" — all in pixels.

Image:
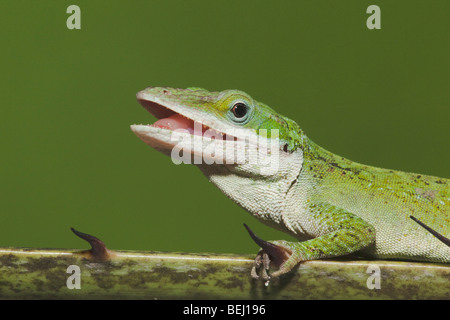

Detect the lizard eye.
[
  {"left": 228, "top": 101, "right": 251, "bottom": 124},
  {"left": 231, "top": 102, "right": 248, "bottom": 118}
]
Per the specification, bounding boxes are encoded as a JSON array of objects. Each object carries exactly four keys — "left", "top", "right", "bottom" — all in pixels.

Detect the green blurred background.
[{"left": 0, "top": 1, "right": 448, "bottom": 254}]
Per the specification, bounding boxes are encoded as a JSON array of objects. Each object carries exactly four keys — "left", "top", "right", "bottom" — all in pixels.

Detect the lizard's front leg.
[{"left": 245, "top": 204, "right": 377, "bottom": 280}]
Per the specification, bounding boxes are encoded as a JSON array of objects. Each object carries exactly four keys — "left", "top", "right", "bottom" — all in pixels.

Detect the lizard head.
[
  {"left": 131, "top": 87, "right": 306, "bottom": 173},
  {"left": 131, "top": 86, "right": 306, "bottom": 220},
  {"left": 131, "top": 87, "right": 306, "bottom": 174},
  {"left": 132, "top": 86, "right": 304, "bottom": 151}
]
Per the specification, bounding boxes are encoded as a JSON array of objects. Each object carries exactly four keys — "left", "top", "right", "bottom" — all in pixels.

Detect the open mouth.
[
  {"left": 137, "top": 98, "right": 237, "bottom": 141},
  {"left": 132, "top": 91, "right": 283, "bottom": 171}
]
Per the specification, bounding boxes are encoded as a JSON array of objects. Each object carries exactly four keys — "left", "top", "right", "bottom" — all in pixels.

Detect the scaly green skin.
[
  {"left": 131, "top": 87, "right": 450, "bottom": 280},
  {"left": 302, "top": 140, "right": 448, "bottom": 257}
]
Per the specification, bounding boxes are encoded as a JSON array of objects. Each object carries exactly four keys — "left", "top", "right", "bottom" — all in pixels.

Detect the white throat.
[{"left": 197, "top": 149, "right": 304, "bottom": 226}]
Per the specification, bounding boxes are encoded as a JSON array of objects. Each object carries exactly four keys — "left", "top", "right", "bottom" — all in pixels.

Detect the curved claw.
[
  {"left": 244, "top": 224, "right": 293, "bottom": 280},
  {"left": 71, "top": 228, "right": 115, "bottom": 261},
  {"left": 250, "top": 251, "right": 272, "bottom": 280}
]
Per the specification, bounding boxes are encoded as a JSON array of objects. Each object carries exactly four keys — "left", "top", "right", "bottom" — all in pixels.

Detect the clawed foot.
[{"left": 243, "top": 224, "right": 297, "bottom": 283}]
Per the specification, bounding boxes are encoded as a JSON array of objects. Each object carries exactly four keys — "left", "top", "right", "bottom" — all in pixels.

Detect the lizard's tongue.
[
  {"left": 152, "top": 113, "right": 235, "bottom": 140},
  {"left": 153, "top": 114, "right": 198, "bottom": 135}
]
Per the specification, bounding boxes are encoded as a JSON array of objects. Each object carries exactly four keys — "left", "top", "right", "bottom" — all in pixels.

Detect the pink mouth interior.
[
  {"left": 153, "top": 114, "right": 201, "bottom": 135},
  {"left": 138, "top": 98, "right": 236, "bottom": 140}
]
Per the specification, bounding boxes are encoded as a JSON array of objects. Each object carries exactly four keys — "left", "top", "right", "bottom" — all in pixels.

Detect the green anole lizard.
[{"left": 131, "top": 87, "right": 449, "bottom": 281}]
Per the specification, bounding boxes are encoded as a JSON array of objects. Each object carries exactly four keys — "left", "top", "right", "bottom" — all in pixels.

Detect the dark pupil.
[{"left": 232, "top": 103, "right": 247, "bottom": 118}]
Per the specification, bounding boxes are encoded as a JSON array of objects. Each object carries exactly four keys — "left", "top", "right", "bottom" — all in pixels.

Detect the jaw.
[
  {"left": 130, "top": 88, "right": 261, "bottom": 163},
  {"left": 130, "top": 87, "right": 300, "bottom": 180},
  {"left": 130, "top": 87, "right": 305, "bottom": 225},
  {"left": 130, "top": 124, "right": 184, "bottom": 157}
]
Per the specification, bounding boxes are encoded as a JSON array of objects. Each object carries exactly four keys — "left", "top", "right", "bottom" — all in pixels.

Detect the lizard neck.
[
  {"left": 196, "top": 145, "right": 305, "bottom": 227},
  {"left": 301, "top": 137, "right": 369, "bottom": 182}
]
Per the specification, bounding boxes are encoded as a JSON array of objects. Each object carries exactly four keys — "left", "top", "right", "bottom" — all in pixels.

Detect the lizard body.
[{"left": 131, "top": 87, "right": 449, "bottom": 279}]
